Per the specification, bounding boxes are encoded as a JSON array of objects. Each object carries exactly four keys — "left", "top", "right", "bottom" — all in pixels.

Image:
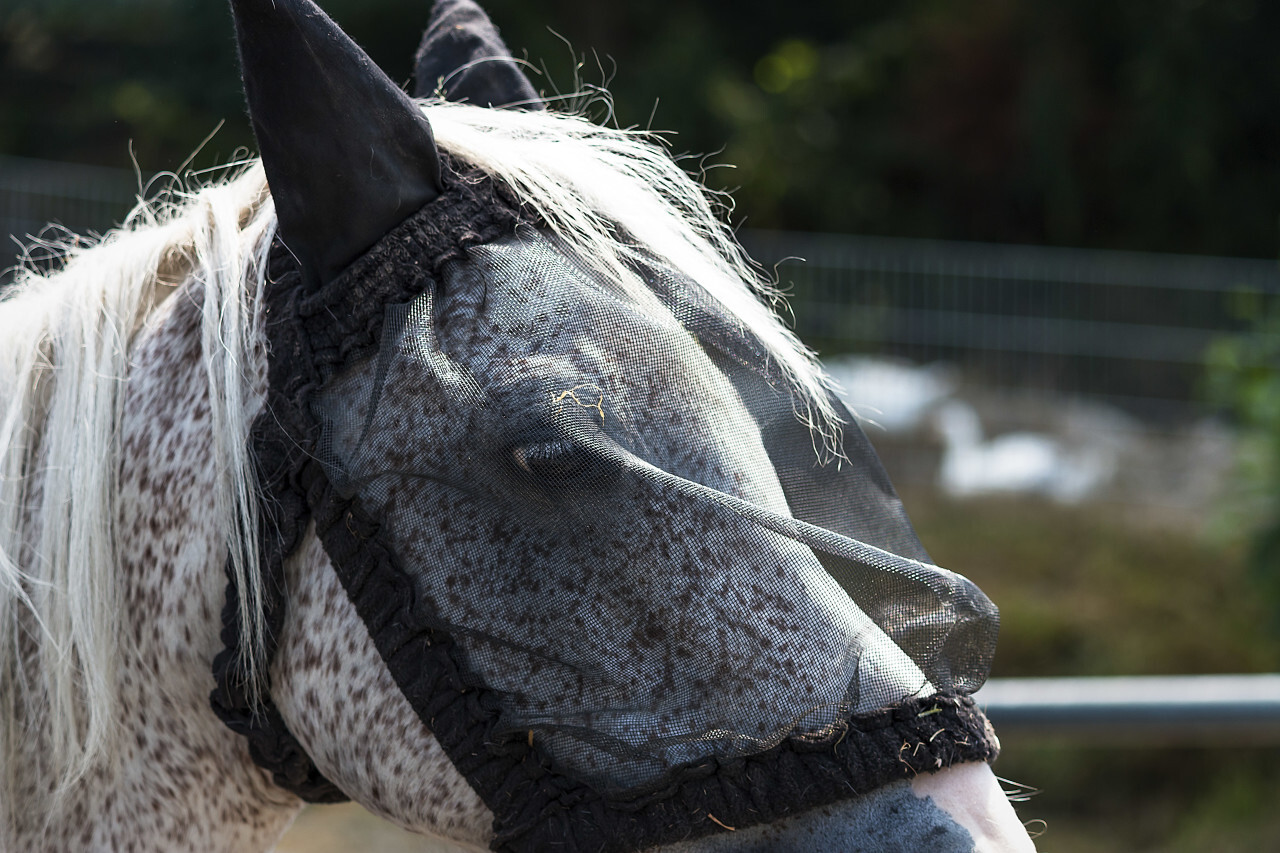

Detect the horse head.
[{"left": 0, "top": 1, "right": 1036, "bottom": 850}]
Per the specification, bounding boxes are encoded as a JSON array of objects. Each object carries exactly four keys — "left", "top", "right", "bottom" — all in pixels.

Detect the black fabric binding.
[
  {"left": 211, "top": 155, "right": 1000, "bottom": 846},
  {"left": 210, "top": 154, "right": 524, "bottom": 803}
]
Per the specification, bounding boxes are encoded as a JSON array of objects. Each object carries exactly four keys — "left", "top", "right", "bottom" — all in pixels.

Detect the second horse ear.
[{"left": 414, "top": 0, "right": 543, "bottom": 109}]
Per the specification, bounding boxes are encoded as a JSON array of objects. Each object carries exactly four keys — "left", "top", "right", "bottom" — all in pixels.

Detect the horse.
[{"left": 0, "top": 1, "right": 1037, "bottom": 850}]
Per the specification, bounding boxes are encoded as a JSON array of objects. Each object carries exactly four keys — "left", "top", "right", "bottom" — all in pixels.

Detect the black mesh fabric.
[{"left": 312, "top": 227, "right": 999, "bottom": 792}]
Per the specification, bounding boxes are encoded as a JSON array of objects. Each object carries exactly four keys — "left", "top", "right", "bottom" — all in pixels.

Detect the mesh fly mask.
[{"left": 212, "top": 2, "right": 1001, "bottom": 850}]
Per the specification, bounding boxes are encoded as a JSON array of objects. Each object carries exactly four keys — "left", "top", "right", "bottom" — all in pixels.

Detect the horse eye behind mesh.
[{"left": 511, "top": 439, "right": 594, "bottom": 481}]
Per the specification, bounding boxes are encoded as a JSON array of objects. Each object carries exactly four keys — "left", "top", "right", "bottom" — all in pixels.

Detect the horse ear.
[
  {"left": 413, "top": 0, "right": 543, "bottom": 109},
  {"left": 230, "top": 0, "right": 443, "bottom": 287}
]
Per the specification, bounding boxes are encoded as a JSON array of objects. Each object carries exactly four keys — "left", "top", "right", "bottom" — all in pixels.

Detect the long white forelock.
[
  {"left": 423, "top": 101, "right": 843, "bottom": 457},
  {"left": 0, "top": 163, "right": 275, "bottom": 824}
]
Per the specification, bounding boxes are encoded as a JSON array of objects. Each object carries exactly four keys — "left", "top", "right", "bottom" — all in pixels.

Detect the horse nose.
[{"left": 652, "top": 780, "right": 979, "bottom": 853}]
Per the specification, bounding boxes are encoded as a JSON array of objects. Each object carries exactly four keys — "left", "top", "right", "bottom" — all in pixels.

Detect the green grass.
[
  {"left": 901, "top": 489, "right": 1280, "bottom": 852},
  {"left": 903, "top": 490, "right": 1280, "bottom": 678}
]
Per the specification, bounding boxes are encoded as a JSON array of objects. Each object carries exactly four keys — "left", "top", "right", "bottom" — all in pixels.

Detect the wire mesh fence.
[
  {"left": 743, "top": 229, "right": 1280, "bottom": 423},
  {"left": 1, "top": 155, "right": 138, "bottom": 282},
  {"left": 736, "top": 229, "right": 1280, "bottom": 514}
]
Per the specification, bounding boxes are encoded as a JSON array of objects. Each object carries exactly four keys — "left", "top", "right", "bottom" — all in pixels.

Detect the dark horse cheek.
[{"left": 663, "top": 782, "right": 978, "bottom": 853}]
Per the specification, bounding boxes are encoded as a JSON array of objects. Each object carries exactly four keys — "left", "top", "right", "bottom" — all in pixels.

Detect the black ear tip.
[
  {"left": 414, "top": 0, "right": 543, "bottom": 109},
  {"left": 231, "top": 0, "right": 442, "bottom": 287}
]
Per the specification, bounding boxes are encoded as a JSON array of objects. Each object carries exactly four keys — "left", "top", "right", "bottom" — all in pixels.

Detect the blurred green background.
[
  {"left": 5, "top": 0, "right": 1280, "bottom": 255},
  {"left": 4, "top": 1, "right": 1280, "bottom": 850}
]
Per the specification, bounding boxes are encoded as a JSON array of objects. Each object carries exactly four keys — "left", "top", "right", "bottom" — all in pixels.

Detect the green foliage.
[
  {"left": 1206, "top": 294, "right": 1280, "bottom": 611},
  {"left": 993, "top": 743, "right": 1280, "bottom": 853}
]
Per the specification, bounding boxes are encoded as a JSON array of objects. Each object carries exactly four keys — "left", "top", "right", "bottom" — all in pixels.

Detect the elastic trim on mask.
[{"left": 210, "top": 154, "right": 525, "bottom": 802}]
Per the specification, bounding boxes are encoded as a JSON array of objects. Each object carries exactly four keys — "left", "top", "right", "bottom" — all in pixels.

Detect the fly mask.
[{"left": 211, "top": 2, "right": 1002, "bottom": 851}]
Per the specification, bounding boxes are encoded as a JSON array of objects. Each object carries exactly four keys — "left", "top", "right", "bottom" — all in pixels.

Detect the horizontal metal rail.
[{"left": 973, "top": 674, "right": 1280, "bottom": 744}]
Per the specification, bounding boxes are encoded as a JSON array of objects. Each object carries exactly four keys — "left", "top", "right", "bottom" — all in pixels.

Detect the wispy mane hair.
[
  {"left": 424, "top": 101, "right": 839, "bottom": 448},
  {"left": 0, "top": 99, "right": 837, "bottom": 824},
  {"left": 0, "top": 163, "right": 276, "bottom": 825}
]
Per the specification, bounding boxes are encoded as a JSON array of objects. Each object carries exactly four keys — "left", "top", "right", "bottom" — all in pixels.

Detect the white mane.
[
  {"left": 0, "top": 102, "right": 837, "bottom": 818},
  {"left": 0, "top": 163, "right": 277, "bottom": 821}
]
